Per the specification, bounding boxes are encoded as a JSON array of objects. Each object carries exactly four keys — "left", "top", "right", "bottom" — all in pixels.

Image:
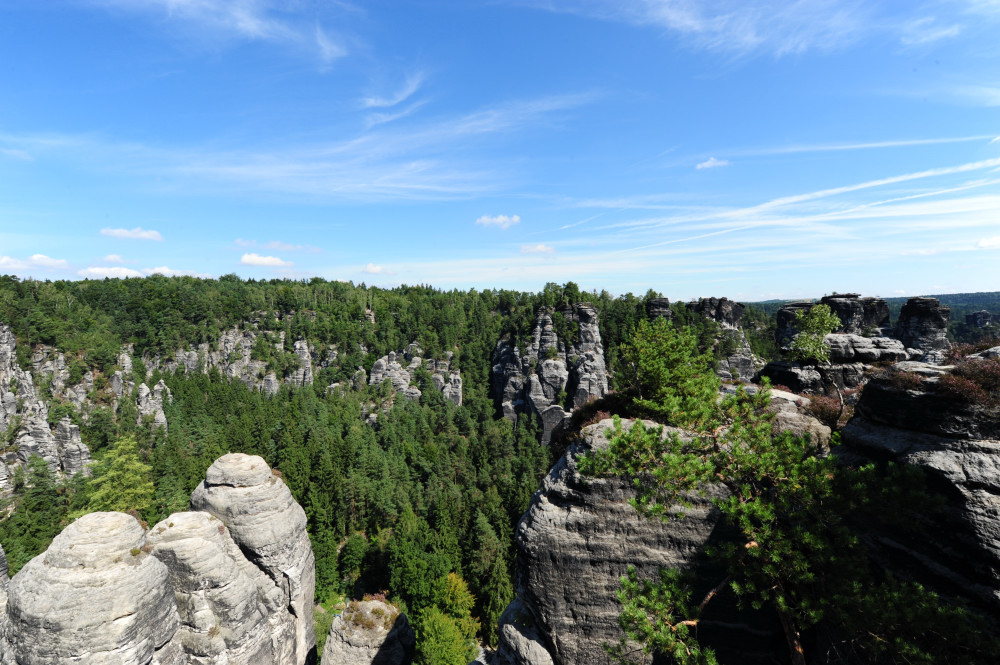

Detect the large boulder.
[
  {"left": 320, "top": 599, "right": 414, "bottom": 665},
  {"left": 3, "top": 512, "right": 184, "bottom": 665},
  {"left": 190, "top": 453, "right": 316, "bottom": 664},
  {"left": 819, "top": 294, "right": 890, "bottom": 335}
]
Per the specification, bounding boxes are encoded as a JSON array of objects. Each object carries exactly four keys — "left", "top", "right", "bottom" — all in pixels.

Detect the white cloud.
[
  {"left": 0, "top": 254, "right": 69, "bottom": 271},
  {"left": 363, "top": 73, "right": 425, "bottom": 109},
  {"left": 78, "top": 266, "right": 145, "bottom": 279},
  {"left": 265, "top": 241, "right": 304, "bottom": 251},
  {"left": 521, "top": 243, "right": 556, "bottom": 254},
  {"left": 101, "top": 226, "right": 163, "bottom": 241},
  {"left": 977, "top": 236, "right": 1000, "bottom": 248},
  {"left": 476, "top": 214, "right": 521, "bottom": 230},
  {"left": 103, "top": 253, "right": 126, "bottom": 263},
  {"left": 362, "top": 263, "right": 394, "bottom": 274},
  {"left": 241, "top": 253, "right": 292, "bottom": 267},
  {"left": 145, "top": 266, "right": 212, "bottom": 278},
  {"left": 315, "top": 24, "right": 347, "bottom": 64},
  {"left": 696, "top": 157, "right": 730, "bottom": 170},
  {"left": 234, "top": 238, "right": 256, "bottom": 247},
  {"left": 0, "top": 147, "right": 32, "bottom": 160}
]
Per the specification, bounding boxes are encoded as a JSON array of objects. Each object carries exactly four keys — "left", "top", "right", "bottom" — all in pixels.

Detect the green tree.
[
  {"left": 85, "top": 434, "right": 155, "bottom": 516},
  {"left": 618, "top": 318, "right": 720, "bottom": 430},
  {"left": 416, "top": 607, "right": 479, "bottom": 665},
  {"left": 789, "top": 303, "right": 841, "bottom": 364}
]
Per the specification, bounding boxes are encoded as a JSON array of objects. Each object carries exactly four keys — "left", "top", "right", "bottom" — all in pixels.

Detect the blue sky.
[{"left": 0, "top": 0, "right": 998, "bottom": 301}]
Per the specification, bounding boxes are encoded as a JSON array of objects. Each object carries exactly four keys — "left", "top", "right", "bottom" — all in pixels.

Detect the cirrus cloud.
[
  {"left": 241, "top": 252, "right": 292, "bottom": 267},
  {"left": 696, "top": 157, "right": 730, "bottom": 170},
  {"left": 521, "top": 243, "right": 556, "bottom": 254},
  {"left": 101, "top": 226, "right": 163, "bottom": 241}
]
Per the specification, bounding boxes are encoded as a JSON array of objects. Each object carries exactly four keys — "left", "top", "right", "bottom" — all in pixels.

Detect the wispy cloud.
[
  {"left": 103, "top": 254, "right": 128, "bottom": 263},
  {"left": 521, "top": 243, "right": 556, "bottom": 254},
  {"left": 101, "top": 226, "right": 163, "bottom": 241},
  {"left": 0, "top": 254, "right": 69, "bottom": 271},
  {"left": 0, "top": 147, "right": 33, "bottom": 161},
  {"left": 514, "top": 0, "right": 873, "bottom": 56},
  {"left": 363, "top": 73, "right": 425, "bottom": 109},
  {"left": 90, "top": 0, "right": 347, "bottom": 64},
  {"left": 362, "top": 263, "right": 392, "bottom": 274},
  {"left": 78, "top": 266, "right": 144, "bottom": 279},
  {"left": 696, "top": 157, "right": 729, "bottom": 170},
  {"left": 978, "top": 236, "right": 1000, "bottom": 248},
  {"left": 727, "top": 134, "right": 999, "bottom": 157},
  {"left": 241, "top": 253, "right": 292, "bottom": 267},
  {"left": 477, "top": 214, "right": 521, "bottom": 229},
  {"left": 900, "top": 16, "right": 962, "bottom": 45}
]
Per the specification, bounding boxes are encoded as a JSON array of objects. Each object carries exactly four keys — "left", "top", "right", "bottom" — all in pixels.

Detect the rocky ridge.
[
  {"left": 496, "top": 418, "right": 782, "bottom": 665},
  {"left": 364, "top": 342, "right": 463, "bottom": 407},
  {"left": 491, "top": 304, "right": 608, "bottom": 445},
  {"left": 320, "top": 599, "right": 415, "bottom": 665},
  {"left": 0, "top": 453, "right": 316, "bottom": 665}
]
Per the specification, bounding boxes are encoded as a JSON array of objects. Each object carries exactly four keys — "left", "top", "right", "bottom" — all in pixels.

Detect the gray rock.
[
  {"left": 965, "top": 310, "right": 1000, "bottom": 328},
  {"left": 137, "top": 381, "right": 169, "bottom": 431},
  {"left": 190, "top": 453, "right": 316, "bottom": 664},
  {"left": 54, "top": 416, "right": 92, "bottom": 476},
  {"left": 691, "top": 296, "right": 744, "bottom": 329},
  {"left": 819, "top": 294, "right": 890, "bottom": 335},
  {"left": 320, "top": 600, "right": 415, "bottom": 665},
  {"left": 147, "top": 511, "right": 288, "bottom": 664},
  {"left": 497, "top": 418, "right": 778, "bottom": 665},
  {"left": 775, "top": 302, "right": 815, "bottom": 347},
  {"left": 4, "top": 512, "right": 183, "bottom": 665},
  {"left": 824, "top": 333, "right": 908, "bottom": 363},
  {"left": 894, "top": 297, "right": 950, "bottom": 362},
  {"left": 288, "top": 339, "right": 314, "bottom": 387},
  {"left": 645, "top": 297, "right": 672, "bottom": 320}
]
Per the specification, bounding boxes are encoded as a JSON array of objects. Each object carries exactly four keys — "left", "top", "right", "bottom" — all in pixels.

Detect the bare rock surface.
[
  {"left": 842, "top": 373, "right": 1000, "bottom": 609},
  {"left": 320, "top": 600, "right": 414, "bottom": 665},
  {"left": 497, "top": 418, "right": 779, "bottom": 665},
  {"left": 4, "top": 512, "right": 183, "bottom": 665},
  {"left": 491, "top": 304, "right": 608, "bottom": 444},
  {"left": 819, "top": 294, "right": 891, "bottom": 335},
  {"left": 895, "top": 296, "right": 951, "bottom": 363},
  {"left": 191, "top": 453, "right": 316, "bottom": 664},
  {"left": 369, "top": 347, "right": 463, "bottom": 406}
]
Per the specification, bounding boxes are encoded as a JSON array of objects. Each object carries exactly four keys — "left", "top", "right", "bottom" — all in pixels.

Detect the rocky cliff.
[
  {"left": 495, "top": 418, "right": 781, "bottom": 665},
  {"left": 0, "top": 453, "right": 316, "bottom": 665},
  {"left": 841, "top": 360, "right": 1000, "bottom": 611},
  {"left": 690, "top": 297, "right": 761, "bottom": 382},
  {"left": 491, "top": 304, "right": 608, "bottom": 445},
  {"left": 0, "top": 325, "right": 93, "bottom": 496},
  {"left": 762, "top": 295, "right": 948, "bottom": 394},
  {"left": 365, "top": 342, "right": 463, "bottom": 407},
  {"left": 320, "top": 599, "right": 415, "bottom": 665}
]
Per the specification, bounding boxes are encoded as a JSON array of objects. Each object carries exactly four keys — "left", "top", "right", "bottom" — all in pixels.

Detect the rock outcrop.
[
  {"left": 366, "top": 346, "right": 463, "bottom": 407},
  {"left": 0, "top": 325, "right": 93, "bottom": 496},
  {"left": 1, "top": 454, "right": 317, "bottom": 665},
  {"left": 819, "top": 294, "right": 891, "bottom": 335},
  {"left": 137, "top": 379, "right": 172, "bottom": 431},
  {"left": 841, "top": 365, "right": 1000, "bottom": 610},
  {"left": 966, "top": 310, "right": 1000, "bottom": 328},
  {"left": 691, "top": 297, "right": 761, "bottom": 381},
  {"left": 496, "top": 419, "right": 779, "bottom": 665},
  {"left": 645, "top": 297, "right": 672, "bottom": 320},
  {"left": 3, "top": 512, "right": 184, "bottom": 665},
  {"left": 191, "top": 453, "right": 316, "bottom": 664},
  {"left": 319, "top": 599, "right": 414, "bottom": 665},
  {"left": 895, "top": 297, "right": 951, "bottom": 364},
  {"left": 491, "top": 304, "right": 608, "bottom": 444}
]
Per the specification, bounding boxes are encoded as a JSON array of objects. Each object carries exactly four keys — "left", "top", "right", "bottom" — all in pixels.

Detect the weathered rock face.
[
  {"left": 190, "top": 453, "right": 316, "bottom": 664},
  {"left": 137, "top": 379, "right": 172, "bottom": 431},
  {"left": 367, "top": 347, "right": 463, "bottom": 407},
  {"left": 895, "top": 297, "right": 951, "bottom": 363},
  {"left": 841, "top": 368, "right": 1000, "bottom": 610},
  {"left": 645, "top": 297, "right": 672, "bottom": 320},
  {"left": 819, "top": 294, "right": 891, "bottom": 335},
  {"left": 1, "top": 454, "right": 317, "bottom": 665},
  {"left": 967, "top": 310, "right": 1000, "bottom": 328},
  {"left": 775, "top": 302, "right": 814, "bottom": 347},
  {"left": 491, "top": 304, "right": 608, "bottom": 444},
  {"left": 320, "top": 599, "right": 415, "bottom": 665},
  {"left": 496, "top": 419, "right": 779, "bottom": 665},
  {"left": 146, "top": 511, "right": 290, "bottom": 664},
  {"left": 0, "top": 325, "right": 93, "bottom": 496},
  {"left": 691, "top": 297, "right": 761, "bottom": 381},
  {"left": 757, "top": 360, "right": 867, "bottom": 394},
  {"left": 3, "top": 512, "right": 184, "bottom": 665},
  {"left": 824, "top": 333, "right": 908, "bottom": 364}
]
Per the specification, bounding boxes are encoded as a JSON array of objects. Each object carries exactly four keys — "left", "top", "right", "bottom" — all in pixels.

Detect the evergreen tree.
[{"left": 86, "top": 434, "right": 155, "bottom": 516}]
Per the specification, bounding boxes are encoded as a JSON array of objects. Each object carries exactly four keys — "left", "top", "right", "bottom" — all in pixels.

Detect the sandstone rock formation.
[
  {"left": 841, "top": 365, "right": 1000, "bottom": 610},
  {"left": 0, "top": 325, "right": 93, "bottom": 496},
  {"left": 0, "top": 453, "right": 317, "bottom": 665},
  {"left": 137, "top": 379, "right": 172, "bottom": 431},
  {"left": 190, "top": 453, "right": 316, "bottom": 664},
  {"left": 496, "top": 419, "right": 779, "bottom": 665},
  {"left": 2, "top": 512, "right": 184, "bottom": 665},
  {"left": 819, "top": 293, "right": 890, "bottom": 335},
  {"left": 491, "top": 304, "right": 608, "bottom": 444},
  {"left": 895, "top": 296, "right": 951, "bottom": 364},
  {"left": 367, "top": 346, "right": 463, "bottom": 407},
  {"left": 967, "top": 310, "right": 1000, "bottom": 328},
  {"left": 645, "top": 297, "right": 672, "bottom": 320},
  {"left": 691, "top": 297, "right": 761, "bottom": 381},
  {"left": 320, "top": 599, "right": 414, "bottom": 665}
]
